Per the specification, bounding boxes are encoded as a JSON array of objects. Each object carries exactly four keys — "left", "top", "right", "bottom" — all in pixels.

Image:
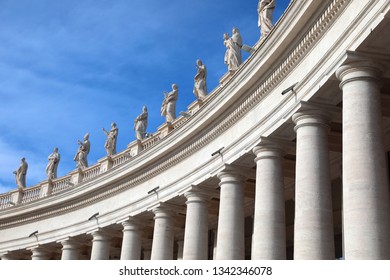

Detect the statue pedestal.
[
  {"left": 99, "top": 156, "right": 113, "bottom": 173},
  {"left": 188, "top": 99, "right": 203, "bottom": 115},
  {"left": 39, "top": 180, "right": 53, "bottom": 198},
  {"left": 130, "top": 140, "right": 143, "bottom": 157},
  {"left": 158, "top": 122, "right": 174, "bottom": 139},
  {"left": 219, "top": 71, "right": 233, "bottom": 86},
  {"left": 10, "top": 188, "right": 24, "bottom": 205}
]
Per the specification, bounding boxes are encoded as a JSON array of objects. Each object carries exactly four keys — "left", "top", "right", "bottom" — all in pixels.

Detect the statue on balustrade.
[
  {"left": 223, "top": 32, "right": 241, "bottom": 73},
  {"left": 13, "top": 157, "right": 28, "bottom": 189},
  {"left": 46, "top": 147, "right": 60, "bottom": 179},
  {"left": 193, "top": 59, "right": 208, "bottom": 101},
  {"left": 103, "top": 123, "right": 118, "bottom": 157},
  {"left": 74, "top": 133, "right": 90, "bottom": 169},
  {"left": 134, "top": 106, "right": 148, "bottom": 140},
  {"left": 161, "top": 84, "right": 178, "bottom": 124},
  {"left": 258, "top": 0, "right": 276, "bottom": 38}
]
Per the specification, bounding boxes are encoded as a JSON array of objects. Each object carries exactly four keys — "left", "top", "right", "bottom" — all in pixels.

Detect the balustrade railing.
[
  {"left": 81, "top": 164, "right": 101, "bottom": 182},
  {"left": 0, "top": 193, "right": 12, "bottom": 209},
  {"left": 52, "top": 176, "right": 72, "bottom": 194},
  {"left": 20, "top": 186, "right": 41, "bottom": 204}
]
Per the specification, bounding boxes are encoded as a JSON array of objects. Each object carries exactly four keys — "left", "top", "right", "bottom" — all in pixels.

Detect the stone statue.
[
  {"left": 224, "top": 33, "right": 240, "bottom": 73},
  {"left": 46, "top": 147, "right": 60, "bottom": 179},
  {"left": 134, "top": 106, "right": 148, "bottom": 140},
  {"left": 193, "top": 59, "right": 208, "bottom": 101},
  {"left": 232, "top": 28, "right": 243, "bottom": 65},
  {"left": 161, "top": 84, "right": 178, "bottom": 123},
  {"left": 74, "top": 133, "right": 90, "bottom": 169},
  {"left": 103, "top": 123, "right": 118, "bottom": 157},
  {"left": 258, "top": 0, "right": 276, "bottom": 37},
  {"left": 13, "top": 157, "right": 28, "bottom": 189}
]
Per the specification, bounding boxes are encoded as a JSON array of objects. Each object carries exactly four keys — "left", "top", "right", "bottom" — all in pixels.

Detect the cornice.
[{"left": 0, "top": 0, "right": 349, "bottom": 229}]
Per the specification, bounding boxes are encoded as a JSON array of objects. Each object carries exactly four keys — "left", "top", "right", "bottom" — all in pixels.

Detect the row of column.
[{"left": 1, "top": 57, "right": 389, "bottom": 260}]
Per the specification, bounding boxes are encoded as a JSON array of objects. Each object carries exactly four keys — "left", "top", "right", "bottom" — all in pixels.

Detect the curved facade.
[{"left": 1, "top": 0, "right": 390, "bottom": 260}]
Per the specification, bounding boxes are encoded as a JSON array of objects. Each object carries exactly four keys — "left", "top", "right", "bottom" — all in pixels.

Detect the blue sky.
[{"left": 0, "top": 0, "right": 289, "bottom": 194}]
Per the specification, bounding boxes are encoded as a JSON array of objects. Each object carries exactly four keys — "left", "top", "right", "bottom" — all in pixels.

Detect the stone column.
[
  {"left": 60, "top": 238, "right": 80, "bottom": 260},
  {"left": 216, "top": 168, "right": 245, "bottom": 260},
  {"left": 336, "top": 59, "right": 390, "bottom": 259},
  {"left": 30, "top": 246, "right": 49, "bottom": 260},
  {"left": 183, "top": 190, "right": 208, "bottom": 260},
  {"left": 90, "top": 229, "right": 111, "bottom": 260},
  {"left": 120, "top": 218, "right": 141, "bottom": 260},
  {"left": 151, "top": 206, "right": 174, "bottom": 260},
  {"left": 292, "top": 110, "right": 335, "bottom": 259},
  {"left": 252, "top": 141, "right": 286, "bottom": 259}
]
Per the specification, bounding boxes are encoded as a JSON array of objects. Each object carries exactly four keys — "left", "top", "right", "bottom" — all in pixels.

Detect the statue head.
[
  {"left": 111, "top": 122, "right": 117, "bottom": 128},
  {"left": 172, "top": 84, "right": 178, "bottom": 90},
  {"left": 223, "top": 33, "right": 229, "bottom": 40},
  {"left": 233, "top": 27, "right": 239, "bottom": 34},
  {"left": 196, "top": 59, "right": 203, "bottom": 66},
  {"left": 84, "top": 133, "right": 90, "bottom": 140},
  {"left": 143, "top": 105, "right": 148, "bottom": 112}
]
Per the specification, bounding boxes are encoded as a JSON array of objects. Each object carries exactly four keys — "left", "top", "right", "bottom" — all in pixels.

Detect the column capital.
[
  {"left": 217, "top": 165, "right": 246, "bottom": 184},
  {"left": 89, "top": 228, "right": 112, "bottom": 242},
  {"left": 184, "top": 188, "right": 208, "bottom": 204},
  {"left": 253, "top": 139, "right": 286, "bottom": 162},
  {"left": 292, "top": 109, "right": 330, "bottom": 132},
  {"left": 336, "top": 53, "right": 385, "bottom": 88}
]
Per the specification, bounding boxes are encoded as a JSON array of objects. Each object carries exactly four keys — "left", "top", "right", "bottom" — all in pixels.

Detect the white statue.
[
  {"left": 134, "top": 106, "right": 148, "bottom": 140},
  {"left": 74, "top": 133, "right": 90, "bottom": 169},
  {"left": 193, "top": 59, "right": 208, "bottom": 100},
  {"left": 103, "top": 123, "right": 118, "bottom": 157},
  {"left": 13, "top": 157, "right": 28, "bottom": 189},
  {"left": 46, "top": 148, "right": 60, "bottom": 179},
  {"left": 161, "top": 84, "right": 178, "bottom": 123},
  {"left": 224, "top": 33, "right": 240, "bottom": 73},
  {"left": 232, "top": 28, "right": 243, "bottom": 65},
  {"left": 258, "top": 0, "right": 276, "bottom": 37}
]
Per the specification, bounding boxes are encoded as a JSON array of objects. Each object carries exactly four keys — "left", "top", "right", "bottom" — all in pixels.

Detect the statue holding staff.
[
  {"left": 134, "top": 106, "right": 148, "bottom": 140},
  {"left": 161, "top": 84, "right": 179, "bottom": 123},
  {"left": 103, "top": 123, "right": 118, "bottom": 157},
  {"left": 74, "top": 133, "right": 90, "bottom": 169},
  {"left": 14, "top": 157, "right": 28, "bottom": 189}
]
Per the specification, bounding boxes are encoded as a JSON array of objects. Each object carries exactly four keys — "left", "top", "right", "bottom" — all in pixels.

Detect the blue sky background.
[{"left": 0, "top": 0, "right": 290, "bottom": 194}]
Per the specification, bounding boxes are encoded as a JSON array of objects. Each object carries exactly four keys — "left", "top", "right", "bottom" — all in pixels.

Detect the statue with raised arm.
[
  {"left": 13, "top": 157, "right": 28, "bottom": 189},
  {"left": 103, "top": 123, "right": 118, "bottom": 157},
  {"left": 232, "top": 28, "right": 243, "bottom": 65},
  {"left": 134, "top": 106, "right": 148, "bottom": 140},
  {"left": 46, "top": 147, "right": 60, "bottom": 179},
  {"left": 161, "top": 84, "right": 178, "bottom": 123},
  {"left": 193, "top": 59, "right": 208, "bottom": 101},
  {"left": 74, "top": 133, "right": 90, "bottom": 169},
  {"left": 224, "top": 33, "right": 240, "bottom": 73},
  {"left": 258, "top": 0, "right": 276, "bottom": 37}
]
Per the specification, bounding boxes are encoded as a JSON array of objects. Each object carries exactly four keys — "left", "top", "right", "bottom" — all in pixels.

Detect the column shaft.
[
  {"left": 151, "top": 207, "right": 174, "bottom": 260},
  {"left": 337, "top": 60, "right": 390, "bottom": 259},
  {"left": 252, "top": 143, "right": 286, "bottom": 259},
  {"left": 293, "top": 111, "right": 335, "bottom": 259},
  {"left": 216, "top": 169, "right": 245, "bottom": 260},
  {"left": 90, "top": 230, "right": 111, "bottom": 260},
  {"left": 183, "top": 191, "right": 208, "bottom": 260},
  {"left": 120, "top": 219, "right": 141, "bottom": 260}
]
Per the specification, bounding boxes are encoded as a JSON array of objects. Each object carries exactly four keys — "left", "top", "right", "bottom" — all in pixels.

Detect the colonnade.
[{"left": 1, "top": 56, "right": 390, "bottom": 260}]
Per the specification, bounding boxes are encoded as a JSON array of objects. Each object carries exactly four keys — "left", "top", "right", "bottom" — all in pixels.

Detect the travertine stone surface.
[
  {"left": 151, "top": 206, "right": 174, "bottom": 260},
  {"left": 120, "top": 219, "right": 141, "bottom": 260},
  {"left": 337, "top": 59, "right": 390, "bottom": 260},
  {"left": 183, "top": 190, "right": 208, "bottom": 260},
  {"left": 216, "top": 168, "right": 245, "bottom": 260},
  {"left": 252, "top": 141, "right": 286, "bottom": 259},
  {"left": 292, "top": 109, "right": 335, "bottom": 260}
]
